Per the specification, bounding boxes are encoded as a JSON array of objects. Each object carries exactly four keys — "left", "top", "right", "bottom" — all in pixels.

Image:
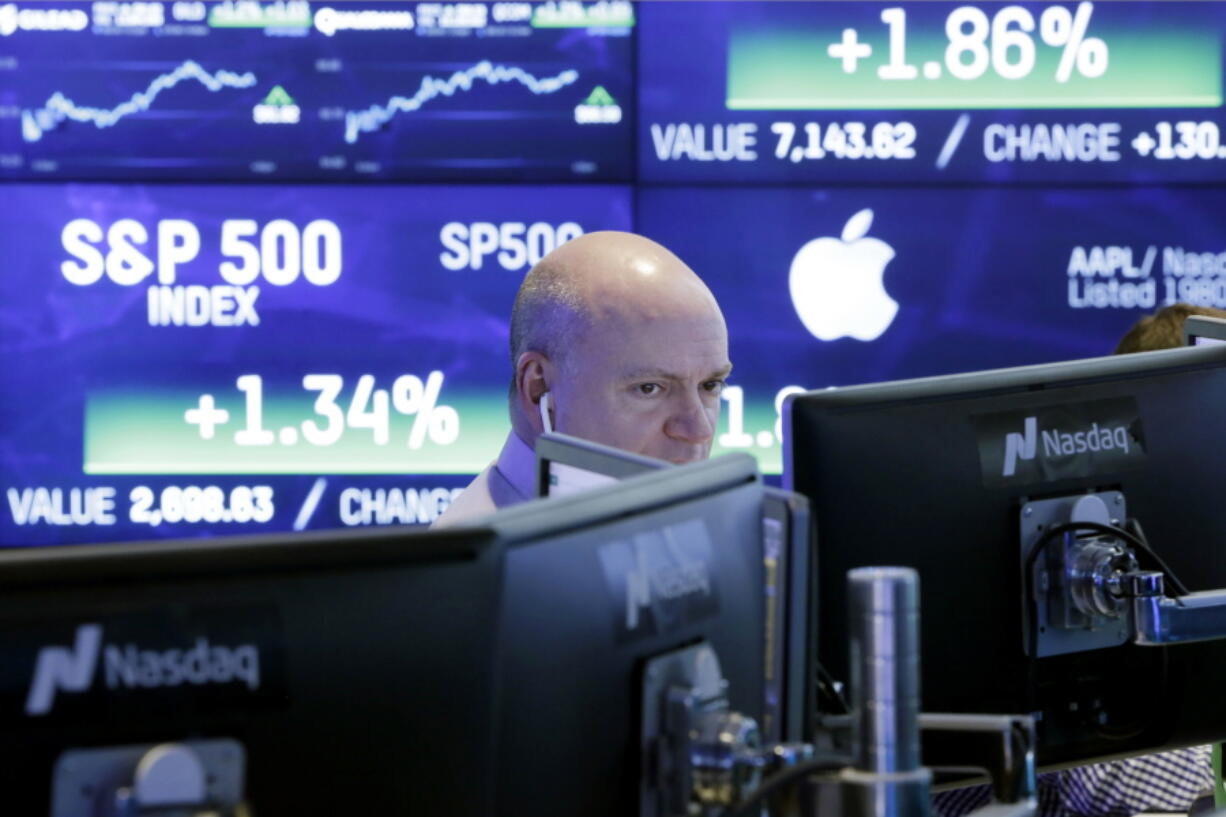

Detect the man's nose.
[{"left": 665, "top": 392, "right": 715, "bottom": 445}]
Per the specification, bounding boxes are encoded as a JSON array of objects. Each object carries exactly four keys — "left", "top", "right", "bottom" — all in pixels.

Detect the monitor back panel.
[
  {"left": 788, "top": 351, "right": 1226, "bottom": 766},
  {"left": 495, "top": 477, "right": 765, "bottom": 817},
  {"left": 0, "top": 530, "right": 501, "bottom": 815}
]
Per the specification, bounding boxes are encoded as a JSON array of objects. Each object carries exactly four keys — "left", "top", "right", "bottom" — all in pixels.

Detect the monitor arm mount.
[
  {"left": 1023, "top": 492, "right": 1226, "bottom": 658},
  {"left": 1131, "top": 572, "right": 1226, "bottom": 645},
  {"left": 642, "top": 568, "right": 1038, "bottom": 817}
]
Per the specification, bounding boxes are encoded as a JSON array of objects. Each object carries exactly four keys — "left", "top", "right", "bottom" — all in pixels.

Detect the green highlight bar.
[
  {"left": 733, "top": 97, "right": 1221, "bottom": 109},
  {"left": 83, "top": 389, "right": 782, "bottom": 476},
  {"left": 728, "top": 28, "right": 1222, "bottom": 110},
  {"left": 532, "top": 3, "right": 634, "bottom": 28},
  {"left": 84, "top": 389, "right": 509, "bottom": 475},
  {"left": 208, "top": 4, "right": 310, "bottom": 28}
]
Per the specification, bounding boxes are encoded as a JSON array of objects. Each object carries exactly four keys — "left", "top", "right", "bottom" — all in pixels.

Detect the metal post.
[{"left": 840, "top": 567, "right": 931, "bottom": 817}]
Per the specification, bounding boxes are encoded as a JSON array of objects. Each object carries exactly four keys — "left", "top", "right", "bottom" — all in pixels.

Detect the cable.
[
  {"left": 1022, "top": 517, "right": 1182, "bottom": 739},
  {"left": 1123, "top": 517, "right": 1190, "bottom": 596},
  {"left": 1023, "top": 520, "right": 1189, "bottom": 629},
  {"left": 721, "top": 753, "right": 850, "bottom": 817}
]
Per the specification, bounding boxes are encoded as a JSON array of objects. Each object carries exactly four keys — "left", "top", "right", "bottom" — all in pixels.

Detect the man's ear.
[{"left": 515, "top": 351, "right": 554, "bottom": 436}]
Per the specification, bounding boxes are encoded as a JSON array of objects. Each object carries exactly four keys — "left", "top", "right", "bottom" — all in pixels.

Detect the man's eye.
[
  {"left": 704, "top": 380, "right": 726, "bottom": 394},
  {"left": 637, "top": 383, "right": 661, "bottom": 396}
]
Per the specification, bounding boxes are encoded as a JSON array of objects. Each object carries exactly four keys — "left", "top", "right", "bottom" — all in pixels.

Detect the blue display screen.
[
  {"left": 0, "top": 182, "right": 633, "bottom": 545},
  {"left": 638, "top": 1, "right": 1226, "bottom": 183},
  {"left": 0, "top": 1, "right": 634, "bottom": 180},
  {"left": 638, "top": 186, "right": 1226, "bottom": 470},
  {"left": 4, "top": 1, "right": 1226, "bottom": 547}
]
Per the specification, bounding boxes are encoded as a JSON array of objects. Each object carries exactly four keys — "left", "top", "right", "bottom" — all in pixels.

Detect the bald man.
[{"left": 434, "top": 231, "right": 730, "bottom": 528}]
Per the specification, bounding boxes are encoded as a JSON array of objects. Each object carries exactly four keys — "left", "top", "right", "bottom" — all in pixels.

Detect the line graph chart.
[
  {"left": 342, "top": 60, "right": 579, "bottom": 144},
  {"left": 3, "top": 22, "right": 633, "bottom": 181},
  {"left": 21, "top": 59, "right": 258, "bottom": 143}
]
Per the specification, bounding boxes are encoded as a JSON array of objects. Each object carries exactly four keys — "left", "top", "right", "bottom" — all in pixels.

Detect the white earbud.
[{"left": 539, "top": 391, "right": 554, "bottom": 434}]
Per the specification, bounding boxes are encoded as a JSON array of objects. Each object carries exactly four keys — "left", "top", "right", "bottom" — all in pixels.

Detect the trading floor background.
[{"left": 3, "top": 0, "right": 1225, "bottom": 544}]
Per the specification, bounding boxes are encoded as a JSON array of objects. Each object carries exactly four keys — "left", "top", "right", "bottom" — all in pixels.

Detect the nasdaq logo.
[
  {"left": 25, "top": 624, "right": 261, "bottom": 716},
  {"left": 25, "top": 624, "right": 102, "bottom": 716},
  {"left": 974, "top": 398, "right": 1146, "bottom": 487},
  {"left": 1002, "top": 417, "right": 1038, "bottom": 477},
  {"left": 598, "top": 519, "right": 721, "bottom": 643},
  {"left": 1002, "top": 414, "right": 1135, "bottom": 479},
  {"left": 1039, "top": 420, "right": 1133, "bottom": 458},
  {"left": 624, "top": 545, "right": 712, "bottom": 631}
]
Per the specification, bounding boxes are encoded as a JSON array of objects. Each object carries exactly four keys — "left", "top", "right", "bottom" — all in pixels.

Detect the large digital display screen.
[
  {"left": 638, "top": 1, "right": 1226, "bottom": 183},
  {"left": 0, "top": 1, "right": 634, "bottom": 181},
  {"left": 5, "top": 0, "right": 1226, "bottom": 547},
  {"left": 638, "top": 186, "right": 1226, "bottom": 471},
  {"left": 0, "top": 182, "right": 633, "bottom": 545}
]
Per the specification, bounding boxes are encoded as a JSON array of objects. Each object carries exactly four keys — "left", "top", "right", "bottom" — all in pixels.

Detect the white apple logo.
[{"left": 788, "top": 209, "right": 898, "bottom": 342}]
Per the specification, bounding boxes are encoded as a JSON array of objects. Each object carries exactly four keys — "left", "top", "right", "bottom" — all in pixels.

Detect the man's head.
[
  {"left": 1114, "top": 303, "right": 1226, "bottom": 354},
  {"left": 508, "top": 231, "right": 730, "bottom": 464}
]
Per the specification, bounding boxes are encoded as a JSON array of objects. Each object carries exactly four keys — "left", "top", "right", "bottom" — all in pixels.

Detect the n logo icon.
[
  {"left": 1003, "top": 417, "right": 1038, "bottom": 477},
  {"left": 25, "top": 624, "right": 102, "bottom": 716},
  {"left": 624, "top": 546, "right": 652, "bottom": 632}
]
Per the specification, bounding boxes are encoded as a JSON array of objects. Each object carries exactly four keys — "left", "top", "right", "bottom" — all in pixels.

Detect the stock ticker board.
[
  {"left": 0, "top": 1, "right": 634, "bottom": 180},
  {"left": 639, "top": 185, "right": 1226, "bottom": 475},
  {"left": 638, "top": 1, "right": 1226, "bottom": 183},
  {"left": 0, "top": 183, "right": 633, "bottom": 544},
  {"left": 3, "top": 1, "right": 1226, "bottom": 546}
]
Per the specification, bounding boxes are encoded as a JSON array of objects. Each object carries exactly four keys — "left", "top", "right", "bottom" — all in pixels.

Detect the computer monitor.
[
  {"left": 785, "top": 344, "right": 1226, "bottom": 768},
  {"left": 533, "top": 432, "right": 815, "bottom": 744},
  {"left": 0, "top": 525, "right": 501, "bottom": 816},
  {"left": 535, "top": 432, "right": 668, "bottom": 498},
  {"left": 1185, "top": 315, "right": 1226, "bottom": 347},
  {"left": 488, "top": 452, "right": 768, "bottom": 816}
]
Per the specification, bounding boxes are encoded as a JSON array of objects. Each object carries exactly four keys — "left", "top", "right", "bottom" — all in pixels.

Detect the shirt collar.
[{"left": 490, "top": 431, "right": 537, "bottom": 505}]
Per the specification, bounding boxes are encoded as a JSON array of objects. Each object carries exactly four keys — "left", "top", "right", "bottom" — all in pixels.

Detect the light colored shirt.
[{"left": 432, "top": 432, "right": 537, "bottom": 528}]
